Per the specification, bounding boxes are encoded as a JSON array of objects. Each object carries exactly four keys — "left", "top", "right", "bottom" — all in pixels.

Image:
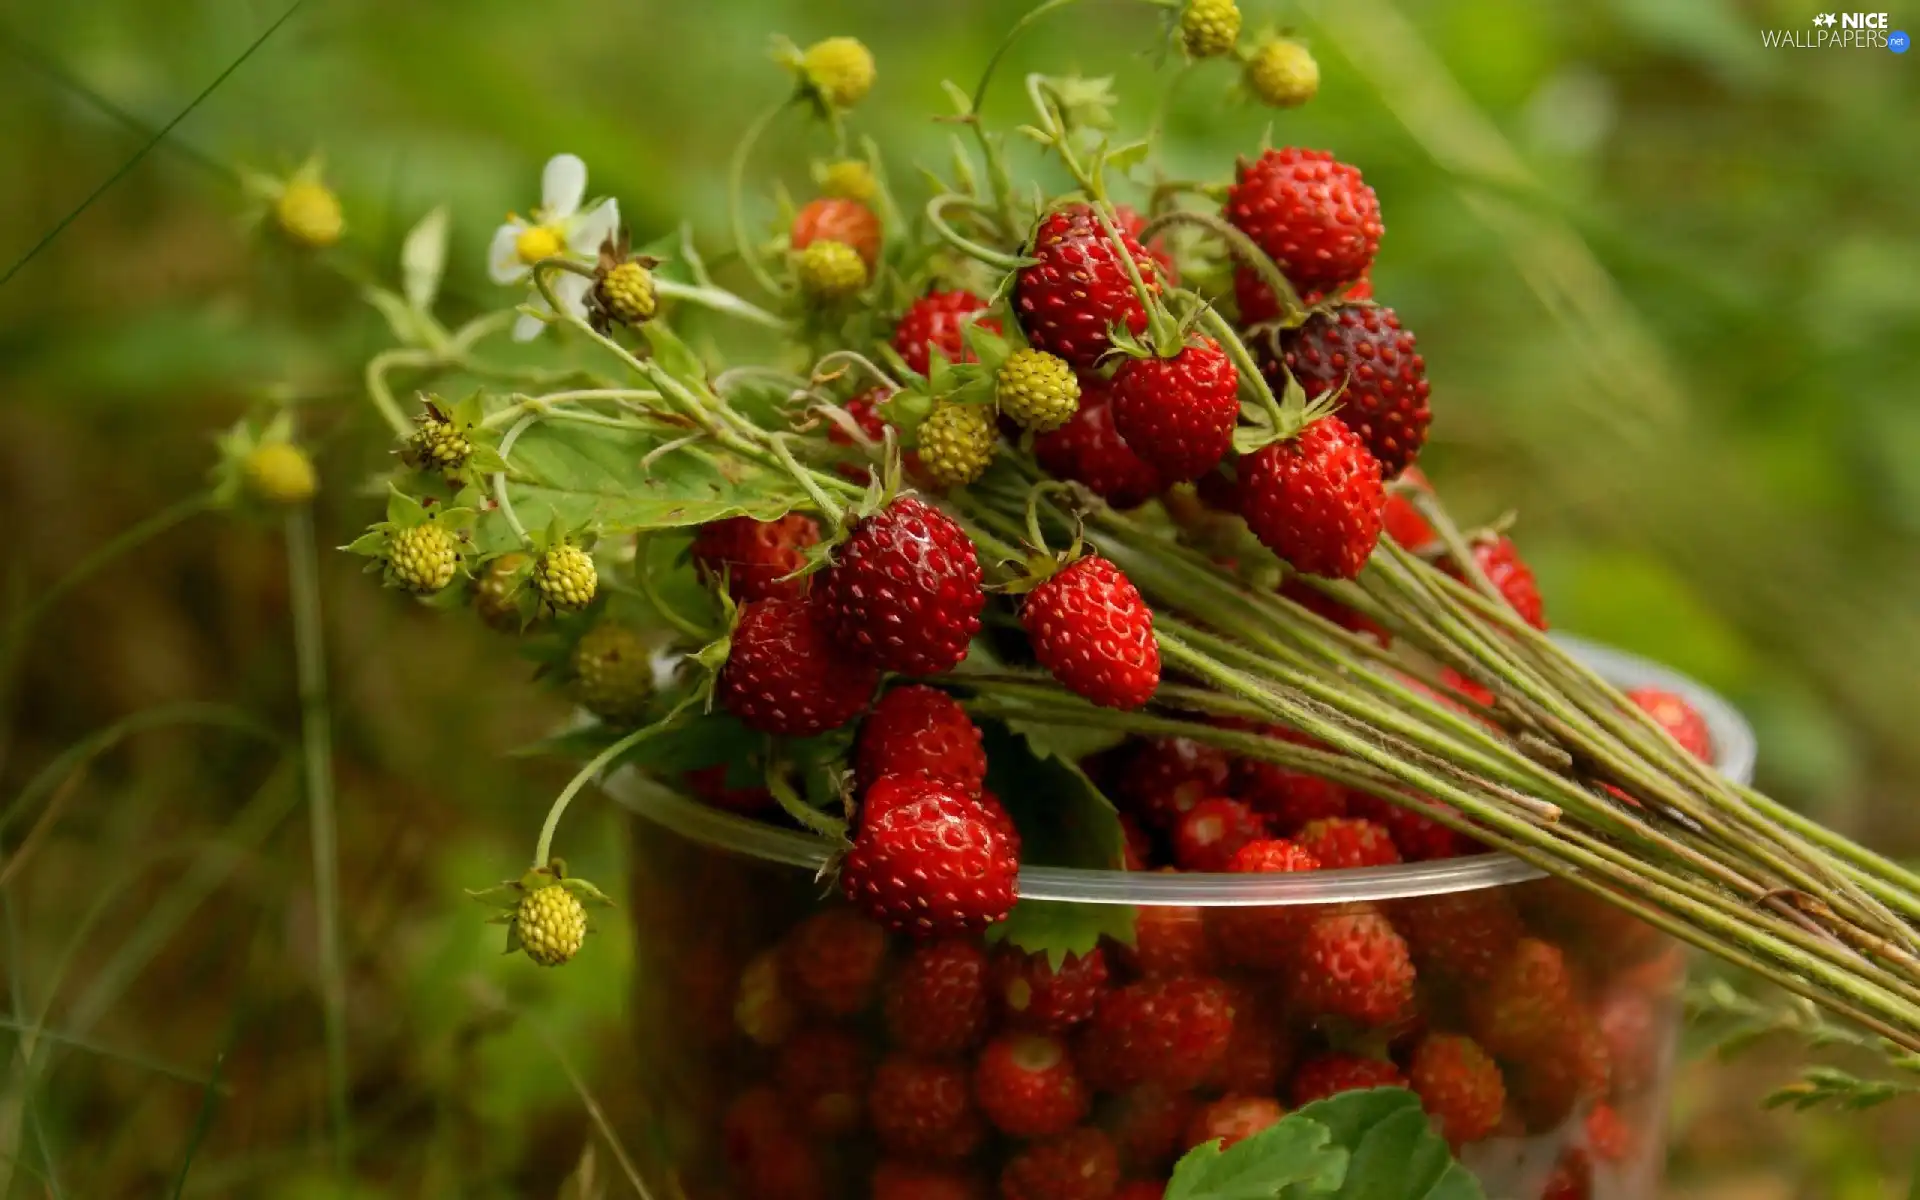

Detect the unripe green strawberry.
[
  {"left": 534, "top": 543, "right": 597, "bottom": 613},
  {"left": 570, "top": 622, "right": 653, "bottom": 725},
  {"left": 795, "top": 238, "right": 869, "bottom": 304},
  {"left": 917, "top": 403, "right": 997, "bottom": 489},
  {"left": 800, "top": 36, "right": 876, "bottom": 109},
  {"left": 1181, "top": 0, "right": 1242, "bottom": 58},
  {"left": 515, "top": 884, "right": 587, "bottom": 966},
  {"left": 474, "top": 552, "right": 529, "bottom": 631},
  {"left": 594, "top": 260, "right": 657, "bottom": 327},
  {"left": 1245, "top": 36, "right": 1319, "bottom": 108},
  {"left": 818, "top": 158, "right": 877, "bottom": 202},
  {"left": 242, "top": 442, "right": 317, "bottom": 506},
  {"left": 274, "top": 178, "right": 343, "bottom": 248},
  {"left": 407, "top": 410, "right": 471, "bottom": 474},
  {"left": 386, "top": 522, "right": 459, "bottom": 594},
  {"left": 996, "top": 348, "right": 1081, "bottom": 433}
]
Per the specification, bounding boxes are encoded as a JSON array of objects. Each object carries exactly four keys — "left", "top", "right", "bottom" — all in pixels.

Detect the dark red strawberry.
[
  {"left": 1111, "top": 338, "right": 1240, "bottom": 482},
  {"left": 1224, "top": 148, "right": 1382, "bottom": 293},
  {"left": 1626, "top": 687, "right": 1713, "bottom": 762},
  {"left": 1170, "top": 796, "right": 1270, "bottom": 872},
  {"left": 720, "top": 597, "right": 878, "bottom": 736},
  {"left": 990, "top": 946, "right": 1109, "bottom": 1031},
  {"left": 974, "top": 1032, "right": 1090, "bottom": 1137},
  {"left": 1268, "top": 305, "right": 1430, "bottom": 479},
  {"left": 824, "top": 497, "right": 984, "bottom": 674},
  {"left": 776, "top": 1025, "right": 871, "bottom": 1135},
  {"left": 1112, "top": 203, "right": 1176, "bottom": 283},
  {"left": 1017, "top": 203, "right": 1161, "bottom": 368},
  {"left": 692, "top": 514, "right": 822, "bottom": 603},
  {"left": 792, "top": 196, "right": 881, "bottom": 268},
  {"left": 1391, "top": 887, "right": 1523, "bottom": 987},
  {"left": 1347, "top": 792, "right": 1475, "bottom": 861},
  {"left": 1446, "top": 535, "right": 1546, "bottom": 630},
  {"left": 1108, "top": 1083, "right": 1197, "bottom": 1175},
  {"left": 1121, "top": 902, "right": 1216, "bottom": 979},
  {"left": 1209, "top": 838, "right": 1323, "bottom": 968},
  {"left": 841, "top": 778, "right": 1019, "bottom": 937},
  {"left": 1034, "top": 377, "right": 1166, "bottom": 509},
  {"left": 1408, "top": 1033, "right": 1506, "bottom": 1147},
  {"left": 782, "top": 908, "right": 888, "bottom": 1016},
  {"left": 871, "top": 1161, "right": 988, "bottom": 1200},
  {"left": 1079, "top": 978, "right": 1235, "bottom": 1090},
  {"left": 1289, "top": 1052, "right": 1406, "bottom": 1105},
  {"left": 1235, "top": 267, "right": 1372, "bottom": 325},
  {"left": 1291, "top": 904, "right": 1416, "bottom": 1026},
  {"left": 856, "top": 684, "right": 988, "bottom": 796},
  {"left": 1238, "top": 416, "right": 1385, "bottom": 580},
  {"left": 1000, "top": 1128, "right": 1121, "bottom": 1200},
  {"left": 894, "top": 289, "right": 998, "bottom": 376},
  {"left": 683, "top": 763, "right": 776, "bottom": 814},
  {"left": 1021, "top": 556, "right": 1159, "bottom": 710},
  {"left": 1205, "top": 983, "right": 1295, "bottom": 1096},
  {"left": 1227, "top": 725, "right": 1351, "bottom": 832},
  {"left": 883, "top": 937, "right": 990, "bottom": 1057},
  {"left": 870, "top": 1054, "right": 987, "bottom": 1162},
  {"left": 1278, "top": 576, "right": 1390, "bottom": 642},
  {"left": 1184, "top": 1095, "right": 1285, "bottom": 1151}
]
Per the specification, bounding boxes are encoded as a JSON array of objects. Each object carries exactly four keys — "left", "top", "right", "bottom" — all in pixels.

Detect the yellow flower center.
[{"left": 515, "top": 223, "right": 566, "bottom": 265}]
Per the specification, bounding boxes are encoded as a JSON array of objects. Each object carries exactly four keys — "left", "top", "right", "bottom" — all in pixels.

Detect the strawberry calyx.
[
  {"left": 994, "top": 481, "right": 1092, "bottom": 597},
  {"left": 1231, "top": 361, "right": 1343, "bottom": 457}
]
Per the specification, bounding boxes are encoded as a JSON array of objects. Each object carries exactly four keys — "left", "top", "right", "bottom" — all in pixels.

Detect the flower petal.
[
  {"left": 512, "top": 309, "right": 549, "bottom": 342},
  {"left": 552, "top": 271, "right": 592, "bottom": 318},
  {"left": 567, "top": 198, "right": 621, "bottom": 258},
  {"left": 540, "top": 154, "right": 588, "bottom": 219},
  {"left": 489, "top": 222, "right": 531, "bottom": 284}
]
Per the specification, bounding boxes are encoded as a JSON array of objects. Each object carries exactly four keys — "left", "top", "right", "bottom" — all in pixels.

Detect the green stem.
[
  {"left": 970, "top": 0, "right": 1092, "bottom": 120},
  {"left": 1142, "top": 209, "right": 1305, "bottom": 323},
  {"left": 926, "top": 194, "right": 1026, "bottom": 271},
  {"left": 764, "top": 758, "right": 849, "bottom": 841},
  {"left": 8, "top": 492, "right": 213, "bottom": 642},
  {"left": 532, "top": 700, "right": 697, "bottom": 868},
  {"left": 727, "top": 100, "right": 794, "bottom": 299},
  {"left": 364, "top": 348, "right": 432, "bottom": 438},
  {"left": 654, "top": 277, "right": 792, "bottom": 331}
]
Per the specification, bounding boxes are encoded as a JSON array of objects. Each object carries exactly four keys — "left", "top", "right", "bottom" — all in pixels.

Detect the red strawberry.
[
  {"left": 1626, "top": 687, "right": 1713, "bottom": 762},
  {"left": 843, "top": 780, "right": 1018, "bottom": 936},
  {"left": 1034, "top": 375, "right": 1166, "bottom": 508},
  {"left": 1468, "top": 937, "right": 1581, "bottom": 1058},
  {"left": 1512, "top": 1016, "right": 1611, "bottom": 1129},
  {"left": 872, "top": 1161, "right": 989, "bottom": 1200},
  {"left": 1121, "top": 903, "right": 1216, "bottom": 979},
  {"left": 861, "top": 776, "right": 1022, "bottom": 859},
  {"left": 1184, "top": 1095, "right": 1285, "bottom": 1151},
  {"left": 835, "top": 387, "right": 898, "bottom": 446},
  {"left": 1209, "top": 838, "right": 1323, "bottom": 969},
  {"left": 1268, "top": 306, "right": 1430, "bottom": 479},
  {"left": 1392, "top": 888, "right": 1524, "bottom": 987},
  {"left": 1170, "top": 796, "right": 1270, "bottom": 872},
  {"left": 1021, "top": 556, "right": 1160, "bottom": 710},
  {"left": 1290, "top": 1052, "right": 1406, "bottom": 1105},
  {"left": 1586, "top": 1102, "right": 1633, "bottom": 1162},
  {"left": 894, "top": 289, "right": 999, "bottom": 376},
  {"left": 1117, "top": 737, "right": 1233, "bottom": 832},
  {"left": 1114, "top": 1184, "right": 1168, "bottom": 1200},
  {"left": 1017, "top": 203, "right": 1161, "bottom": 368},
  {"left": 723, "top": 1085, "right": 790, "bottom": 1165},
  {"left": 1446, "top": 535, "right": 1546, "bottom": 630},
  {"left": 1107, "top": 1084, "right": 1198, "bottom": 1174},
  {"left": 692, "top": 514, "right": 822, "bottom": 603},
  {"left": 1595, "top": 987, "right": 1661, "bottom": 1099},
  {"left": 1291, "top": 904, "right": 1416, "bottom": 1026},
  {"left": 825, "top": 497, "right": 984, "bottom": 675},
  {"left": 1347, "top": 793, "right": 1474, "bottom": 862},
  {"left": 1119, "top": 812, "right": 1156, "bottom": 870},
  {"left": 1383, "top": 494, "right": 1437, "bottom": 550},
  {"left": 1228, "top": 726, "right": 1350, "bottom": 832},
  {"left": 720, "top": 597, "right": 878, "bottom": 736},
  {"left": 870, "top": 1054, "right": 988, "bottom": 1162},
  {"left": 884, "top": 937, "right": 990, "bottom": 1057},
  {"left": 792, "top": 196, "right": 881, "bottom": 269},
  {"left": 1542, "top": 1150, "right": 1593, "bottom": 1200},
  {"left": 856, "top": 684, "right": 988, "bottom": 796},
  {"left": 1080, "top": 978, "right": 1236, "bottom": 1090},
  {"left": 1437, "top": 667, "right": 1496, "bottom": 710},
  {"left": 683, "top": 763, "right": 776, "bottom": 814},
  {"left": 975, "top": 786, "right": 1025, "bottom": 857},
  {"left": 1238, "top": 416, "right": 1385, "bottom": 580},
  {"left": 1113, "top": 204, "right": 1177, "bottom": 283},
  {"left": 1408, "top": 1033, "right": 1505, "bottom": 1147},
  {"left": 1224, "top": 148, "right": 1382, "bottom": 294},
  {"left": 776, "top": 1025, "right": 871, "bottom": 1136},
  {"left": 1295, "top": 816, "right": 1402, "bottom": 870},
  {"left": 1110, "top": 338, "right": 1240, "bottom": 482},
  {"left": 990, "top": 946, "right": 1110, "bottom": 1032},
  {"left": 1001, "top": 1128, "right": 1122, "bottom": 1200},
  {"left": 1520, "top": 878, "right": 1664, "bottom": 969},
  {"left": 1278, "top": 576, "right": 1390, "bottom": 642},
  {"left": 975, "top": 1032, "right": 1091, "bottom": 1137},
  {"left": 783, "top": 908, "right": 888, "bottom": 1017},
  {"left": 1234, "top": 266, "right": 1372, "bottom": 325},
  {"left": 739, "top": 1132, "right": 828, "bottom": 1200},
  {"left": 1204, "top": 982, "right": 1294, "bottom": 1095}
]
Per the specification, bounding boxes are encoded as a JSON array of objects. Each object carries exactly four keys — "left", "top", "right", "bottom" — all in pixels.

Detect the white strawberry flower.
[{"left": 487, "top": 153, "right": 621, "bottom": 341}]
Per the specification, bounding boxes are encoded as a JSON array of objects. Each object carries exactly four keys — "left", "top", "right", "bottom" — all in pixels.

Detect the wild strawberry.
[
  {"left": 1185, "top": 1096, "right": 1285, "bottom": 1151},
  {"left": 1295, "top": 816, "right": 1402, "bottom": 870},
  {"left": 796, "top": 35, "right": 876, "bottom": 109},
  {"left": 1234, "top": 269, "right": 1372, "bottom": 326},
  {"left": 870, "top": 1055, "right": 988, "bottom": 1162},
  {"left": 1586, "top": 1102, "right": 1633, "bottom": 1162},
  {"left": 692, "top": 513, "right": 821, "bottom": 603},
  {"left": 1626, "top": 687, "right": 1714, "bottom": 762},
  {"left": 513, "top": 883, "right": 587, "bottom": 966},
  {"left": 1408, "top": 1033, "right": 1505, "bottom": 1146},
  {"left": 1347, "top": 793, "right": 1474, "bottom": 861},
  {"left": 1204, "top": 982, "right": 1294, "bottom": 1095},
  {"left": 1080, "top": 978, "right": 1235, "bottom": 1090},
  {"left": 818, "top": 158, "right": 876, "bottom": 202},
  {"left": 473, "top": 552, "right": 529, "bottom": 631},
  {"left": 1208, "top": 838, "right": 1322, "bottom": 968},
  {"left": 841, "top": 778, "right": 1019, "bottom": 937},
  {"left": 872, "top": 1161, "right": 989, "bottom": 1200},
  {"left": 684, "top": 762, "right": 775, "bottom": 814},
  {"left": 777, "top": 1025, "right": 871, "bottom": 1136},
  {"left": 1468, "top": 937, "right": 1581, "bottom": 1058},
  {"left": 720, "top": 597, "right": 877, "bottom": 736},
  {"left": 1021, "top": 557, "right": 1160, "bottom": 710},
  {"left": 273, "top": 177, "right": 343, "bottom": 249},
  {"left": 1170, "top": 796, "right": 1269, "bottom": 872},
  {"left": 1112, "top": 204, "right": 1178, "bottom": 284},
  {"left": 1383, "top": 479, "right": 1438, "bottom": 549},
  {"left": 1114, "top": 738, "right": 1233, "bottom": 831},
  {"left": 1034, "top": 377, "right": 1166, "bottom": 508},
  {"left": 1292, "top": 905, "right": 1416, "bottom": 1026},
  {"left": 1446, "top": 535, "right": 1546, "bottom": 629},
  {"left": 1290, "top": 1052, "right": 1405, "bottom": 1105},
  {"left": 1001, "top": 1128, "right": 1121, "bottom": 1200},
  {"left": 783, "top": 908, "right": 888, "bottom": 1017},
  {"left": 884, "top": 937, "right": 990, "bottom": 1057},
  {"left": 990, "top": 946, "right": 1109, "bottom": 1032},
  {"left": 1111, "top": 338, "right": 1240, "bottom": 483},
  {"left": 1016, "top": 203, "right": 1161, "bottom": 368},
  {"left": 976, "top": 786, "right": 1025, "bottom": 857},
  {"left": 920, "top": 402, "right": 999, "bottom": 489},
  {"left": 739, "top": 1131, "right": 828, "bottom": 1200},
  {"left": 1121, "top": 903, "right": 1215, "bottom": 979},
  {"left": 1437, "top": 667, "right": 1496, "bottom": 709},
  {"left": 796, "top": 238, "right": 869, "bottom": 303},
  {"left": 1541, "top": 1150, "right": 1593, "bottom": 1200},
  {"left": 1512, "top": 1017, "right": 1611, "bottom": 1129},
  {"left": 593, "top": 259, "right": 657, "bottom": 329},
  {"left": 1119, "top": 813, "right": 1155, "bottom": 870},
  {"left": 533, "top": 542, "right": 598, "bottom": 613},
  {"left": 894, "top": 289, "right": 998, "bottom": 376},
  {"left": 823, "top": 497, "right": 984, "bottom": 674},
  {"left": 1392, "top": 888, "right": 1524, "bottom": 987},
  {"left": 405, "top": 407, "right": 471, "bottom": 476},
  {"left": 1243, "top": 35, "right": 1319, "bottom": 108},
  {"left": 1269, "top": 305, "right": 1430, "bottom": 479},
  {"left": 1108, "top": 1084, "right": 1198, "bottom": 1174},
  {"left": 1239, "top": 416, "right": 1385, "bottom": 579},
  {"left": 723, "top": 1085, "right": 790, "bottom": 1164},
  {"left": 856, "top": 684, "right": 988, "bottom": 796},
  {"left": 735, "top": 948, "right": 799, "bottom": 1047},
  {"left": 976, "top": 1032, "right": 1091, "bottom": 1137},
  {"left": 1114, "top": 1185, "right": 1169, "bottom": 1200},
  {"left": 998, "top": 348, "right": 1083, "bottom": 433},
  {"left": 792, "top": 196, "right": 881, "bottom": 269},
  {"left": 568, "top": 621, "right": 653, "bottom": 725},
  {"left": 1521, "top": 878, "right": 1665, "bottom": 969},
  {"left": 1228, "top": 726, "right": 1351, "bottom": 832},
  {"left": 386, "top": 521, "right": 461, "bottom": 594},
  {"left": 1224, "top": 148, "right": 1381, "bottom": 294},
  {"left": 1595, "top": 987, "right": 1661, "bottom": 1099},
  {"left": 1278, "top": 576, "right": 1390, "bottom": 642},
  {"left": 1180, "top": 0, "right": 1242, "bottom": 58}
]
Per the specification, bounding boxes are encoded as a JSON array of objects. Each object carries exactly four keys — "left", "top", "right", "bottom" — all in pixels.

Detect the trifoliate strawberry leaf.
[
  {"left": 1294, "top": 1088, "right": 1484, "bottom": 1200},
  {"left": 1166, "top": 1112, "right": 1346, "bottom": 1200},
  {"left": 984, "top": 900, "right": 1134, "bottom": 972},
  {"left": 978, "top": 720, "right": 1126, "bottom": 869}
]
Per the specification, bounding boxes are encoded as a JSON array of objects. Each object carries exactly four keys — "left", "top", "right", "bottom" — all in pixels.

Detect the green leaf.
[
  {"left": 386, "top": 485, "right": 429, "bottom": 527},
  {"left": 985, "top": 899, "right": 1134, "bottom": 972},
  {"left": 366, "top": 286, "right": 429, "bottom": 348},
  {"left": 1166, "top": 1115, "right": 1347, "bottom": 1200},
  {"left": 402, "top": 205, "right": 451, "bottom": 311},
  {"left": 1295, "top": 1089, "right": 1485, "bottom": 1200},
  {"left": 978, "top": 720, "right": 1126, "bottom": 870}
]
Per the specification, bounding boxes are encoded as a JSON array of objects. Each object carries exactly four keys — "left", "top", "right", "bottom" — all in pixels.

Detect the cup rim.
[{"left": 606, "top": 635, "right": 1756, "bottom": 906}]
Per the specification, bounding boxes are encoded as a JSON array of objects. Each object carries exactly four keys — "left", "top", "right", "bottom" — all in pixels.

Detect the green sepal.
[
  {"left": 985, "top": 900, "right": 1135, "bottom": 973},
  {"left": 559, "top": 877, "right": 616, "bottom": 907}
]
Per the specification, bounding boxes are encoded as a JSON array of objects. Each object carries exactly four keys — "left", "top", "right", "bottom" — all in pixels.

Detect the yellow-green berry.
[
  {"left": 407, "top": 409, "right": 471, "bottom": 474},
  {"left": 570, "top": 621, "right": 653, "bottom": 725},
  {"left": 595, "top": 260, "right": 658, "bottom": 327},
  {"left": 734, "top": 948, "right": 798, "bottom": 1047},
  {"left": 917, "top": 402, "right": 997, "bottom": 489},
  {"left": 1181, "top": 0, "right": 1243, "bottom": 59},
  {"left": 800, "top": 37, "right": 876, "bottom": 109},
  {"left": 795, "top": 239, "right": 868, "bottom": 304},
  {"left": 387, "top": 522, "right": 460, "bottom": 594},
  {"left": 818, "top": 158, "right": 876, "bottom": 203},
  {"left": 475, "top": 552, "right": 529, "bottom": 631},
  {"left": 1245, "top": 36, "right": 1319, "bottom": 108},
  {"left": 996, "top": 348, "right": 1082, "bottom": 433},
  {"left": 242, "top": 441, "right": 317, "bottom": 506},
  {"left": 534, "top": 543, "right": 598, "bottom": 613},
  {"left": 274, "top": 179, "right": 344, "bottom": 249},
  {"left": 514, "top": 884, "right": 587, "bottom": 967}
]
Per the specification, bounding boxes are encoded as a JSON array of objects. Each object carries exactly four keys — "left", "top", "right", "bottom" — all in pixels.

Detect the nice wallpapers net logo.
[{"left": 1762, "top": 12, "right": 1911, "bottom": 49}]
